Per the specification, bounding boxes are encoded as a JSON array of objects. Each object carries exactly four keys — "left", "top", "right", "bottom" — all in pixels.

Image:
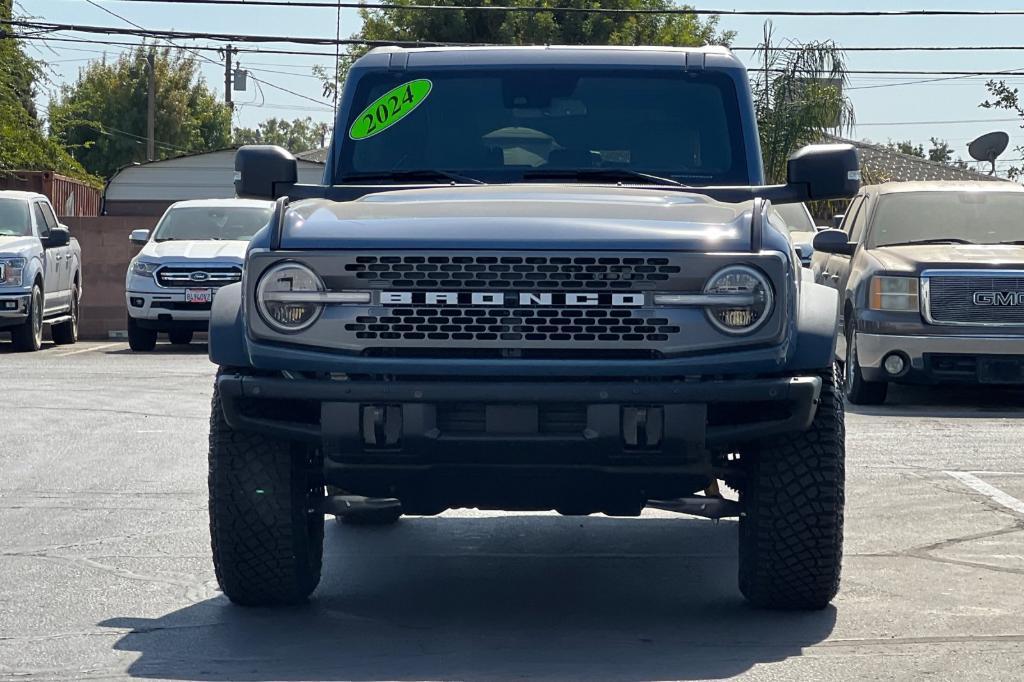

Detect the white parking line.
[
  {"left": 944, "top": 471, "right": 1024, "bottom": 516},
  {"left": 53, "top": 342, "right": 121, "bottom": 357}
]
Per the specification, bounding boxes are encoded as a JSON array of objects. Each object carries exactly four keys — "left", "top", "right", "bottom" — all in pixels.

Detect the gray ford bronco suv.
[{"left": 211, "top": 45, "right": 859, "bottom": 610}]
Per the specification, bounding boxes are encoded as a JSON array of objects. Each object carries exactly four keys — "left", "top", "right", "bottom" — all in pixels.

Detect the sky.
[{"left": 24, "top": 0, "right": 1024, "bottom": 173}]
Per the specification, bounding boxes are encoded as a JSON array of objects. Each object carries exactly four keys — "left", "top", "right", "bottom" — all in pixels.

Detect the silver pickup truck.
[{"left": 0, "top": 191, "right": 81, "bottom": 351}]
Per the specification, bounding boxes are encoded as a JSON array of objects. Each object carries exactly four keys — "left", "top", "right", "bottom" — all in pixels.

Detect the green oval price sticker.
[{"left": 348, "top": 79, "right": 433, "bottom": 140}]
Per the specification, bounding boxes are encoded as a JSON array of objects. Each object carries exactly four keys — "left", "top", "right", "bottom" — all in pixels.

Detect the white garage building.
[{"left": 103, "top": 148, "right": 325, "bottom": 216}]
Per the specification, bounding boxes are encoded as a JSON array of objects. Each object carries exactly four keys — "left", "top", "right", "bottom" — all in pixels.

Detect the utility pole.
[
  {"left": 223, "top": 44, "right": 236, "bottom": 111},
  {"left": 146, "top": 51, "right": 155, "bottom": 162}
]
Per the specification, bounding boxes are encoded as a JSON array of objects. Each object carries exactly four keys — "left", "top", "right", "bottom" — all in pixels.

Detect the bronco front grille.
[
  {"left": 343, "top": 255, "right": 680, "bottom": 290},
  {"left": 156, "top": 266, "right": 242, "bottom": 288},
  {"left": 925, "top": 271, "right": 1024, "bottom": 326},
  {"left": 345, "top": 307, "right": 681, "bottom": 343}
]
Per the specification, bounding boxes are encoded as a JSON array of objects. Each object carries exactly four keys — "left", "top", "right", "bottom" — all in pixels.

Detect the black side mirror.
[
  {"left": 831, "top": 214, "right": 846, "bottom": 229},
  {"left": 235, "top": 145, "right": 298, "bottom": 199},
  {"left": 44, "top": 227, "right": 71, "bottom": 248},
  {"left": 786, "top": 144, "right": 861, "bottom": 201},
  {"left": 813, "top": 228, "right": 856, "bottom": 256}
]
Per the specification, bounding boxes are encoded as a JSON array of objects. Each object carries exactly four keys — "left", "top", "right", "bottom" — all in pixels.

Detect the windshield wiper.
[
  {"left": 340, "top": 170, "right": 485, "bottom": 185},
  {"left": 883, "top": 238, "right": 978, "bottom": 246},
  {"left": 522, "top": 168, "right": 688, "bottom": 186},
  {"left": 995, "top": 240, "right": 1024, "bottom": 245}
]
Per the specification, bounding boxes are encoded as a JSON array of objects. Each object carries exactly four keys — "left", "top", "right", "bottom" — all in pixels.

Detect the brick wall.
[{"left": 65, "top": 216, "right": 156, "bottom": 339}]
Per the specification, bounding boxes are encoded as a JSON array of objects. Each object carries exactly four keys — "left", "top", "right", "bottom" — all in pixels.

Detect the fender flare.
[
  {"left": 788, "top": 281, "right": 840, "bottom": 372},
  {"left": 208, "top": 283, "right": 251, "bottom": 368}
]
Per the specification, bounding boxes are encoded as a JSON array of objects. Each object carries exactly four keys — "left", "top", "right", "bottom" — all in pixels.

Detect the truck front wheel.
[
  {"left": 738, "top": 364, "right": 845, "bottom": 610},
  {"left": 208, "top": 381, "right": 324, "bottom": 606},
  {"left": 127, "top": 316, "right": 157, "bottom": 352}
]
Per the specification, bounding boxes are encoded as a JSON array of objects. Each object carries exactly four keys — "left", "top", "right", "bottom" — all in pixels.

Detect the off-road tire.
[
  {"left": 168, "top": 329, "right": 194, "bottom": 345},
  {"left": 11, "top": 284, "right": 43, "bottom": 352},
  {"left": 127, "top": 315, "right": 157, "bottom": 352},
  {"left": 738, "top": 364, "right": 845, "bottom": 610},
  {"left": 209, "top": 381, "right": 324, "bottom": 606},
  {"left": 844, "top": 320, "right": 887, "bottom": 405},
  {"left": 51, "top": 286, "right": 79, "bottom": 345}
]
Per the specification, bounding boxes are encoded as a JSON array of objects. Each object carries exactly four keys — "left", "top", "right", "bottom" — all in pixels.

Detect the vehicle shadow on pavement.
[
  {"left": 105, "top": 343, "right": 210, "bottom": 356},
  {"left": 847, "top": 384, "right": 1024, "bottom": 418},
  {"left": 101, "top": 515, "right": 836, "bottom": 681}
]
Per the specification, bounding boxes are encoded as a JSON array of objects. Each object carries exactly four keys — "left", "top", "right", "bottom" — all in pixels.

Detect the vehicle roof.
[
  {"left": 0, "top": 190, "right": 47, "bottom": 201},
  {"left": 864, "top": 181, "right": 1024, "bottom": 196},
  {"left": 355, "top": 44, "right": 742, "bottom": 70},
  {"left": 166, "top": 198, "right": 275, "bottom": 210}
]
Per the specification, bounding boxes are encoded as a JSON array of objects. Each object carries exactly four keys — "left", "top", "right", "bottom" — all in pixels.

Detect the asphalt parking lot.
[{"left": 3, "top": 340, "right": 1024, "bottom": 681}]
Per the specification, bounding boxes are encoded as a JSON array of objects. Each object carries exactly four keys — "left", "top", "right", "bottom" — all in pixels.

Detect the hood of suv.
[
  {"left": 280, "top": 185, "right": 754, "bottom": 252},
  {"left": 140, "top": 239, "right": 248, "bottom": 262},
  {"left": 868, "top": 244, "right": 1024, "bottom": 274}
]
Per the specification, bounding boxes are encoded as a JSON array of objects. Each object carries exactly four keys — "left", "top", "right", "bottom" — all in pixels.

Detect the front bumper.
[
  {"left": 0, "top": 293, "right": 30, "bottom": 326},
  {"left": 126, "top": 289, "right": 215, "bottom": 325},
  {"left": 217, "top": 372, "right": 822, "bottom": 450},
  {"left": 857, "top": 332, "right": 1024, "bottom": 384}
]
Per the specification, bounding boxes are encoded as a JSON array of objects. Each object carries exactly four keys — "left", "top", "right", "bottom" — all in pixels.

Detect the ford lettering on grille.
[{"left": 378, "top": 291, "right": 647, "bottom": 306}]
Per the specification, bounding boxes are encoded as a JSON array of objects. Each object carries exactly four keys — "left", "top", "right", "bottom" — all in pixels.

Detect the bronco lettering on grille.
[
  {"left": 378, "top": 291, "right": 647, "bottom": 306},
  {"left": 973, "top": 291, "right": 1024, "bottom": 306}
]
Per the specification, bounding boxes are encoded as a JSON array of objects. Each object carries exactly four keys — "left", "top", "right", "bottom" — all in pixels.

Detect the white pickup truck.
[
  {"left": 0, "top": 191, "right": 82, "bottom": 351},
  {"left": 124, "top": 199, "right": 273, "bottom": 351}
]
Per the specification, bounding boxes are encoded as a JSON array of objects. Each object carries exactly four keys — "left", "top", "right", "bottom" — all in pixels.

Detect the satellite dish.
[{"left": 968, "top": 131, "right": 1010, "bottom": 175}]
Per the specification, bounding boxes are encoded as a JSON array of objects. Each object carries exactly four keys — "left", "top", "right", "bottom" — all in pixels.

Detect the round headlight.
[
  {"left": 256, "top": 262, "right": 324, "bottom": 332},
  {"left": 703, "top": 265, "right": 774, "bottom": 334}
]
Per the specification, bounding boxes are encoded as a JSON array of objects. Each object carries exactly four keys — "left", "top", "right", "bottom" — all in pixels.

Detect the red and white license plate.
[{"left": 185, "top": 288, "right": 213, "bottom": 304}]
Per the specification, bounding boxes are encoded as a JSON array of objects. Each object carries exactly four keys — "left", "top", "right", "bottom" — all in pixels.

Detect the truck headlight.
[
  {"left": 869, "top": 276, "right": 919, "bottom": 312},
  {"left": 131, "top": 259, "right": 160, "bottom": 277},
  {"left": 1, "top": 257, "right": 26, "bottom": 286},
  {"left": 702, "top": 265, "right": 773, "bottom": 334},
  {"left": 256, "top": 262, "right": 325, "bottom": 332}
]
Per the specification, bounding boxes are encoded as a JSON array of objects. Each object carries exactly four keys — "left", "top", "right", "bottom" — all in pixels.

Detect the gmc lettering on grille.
[{"left": 378, "top": 291, "right": 647, "bottom": 306}]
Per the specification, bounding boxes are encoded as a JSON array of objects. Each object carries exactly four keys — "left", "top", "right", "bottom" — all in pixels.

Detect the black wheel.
[
  {"left": 51, "top": 286, "right": 79, "bottom": 345},
  {"left": 738, "top": 363, "right": 845, "bottom": 610},
  {"left": 844, "top": 320, "right": 887, "bottom": 405},
  {"left": 11, "top": 284, "right": 43, "bottom": 352},
  {"left": 168, "top": 329, "right": 194, "bottom": 345},
  {"left": 209, "top": 379, "right": 324, "bottom": 606},
  {"left": 127, "top": 315, "right": 157, "bottom": 352}
]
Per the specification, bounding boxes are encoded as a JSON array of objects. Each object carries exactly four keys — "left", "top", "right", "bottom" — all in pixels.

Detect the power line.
[{"left": 94, "top": 1, "right": 1024, "bottom": 17}]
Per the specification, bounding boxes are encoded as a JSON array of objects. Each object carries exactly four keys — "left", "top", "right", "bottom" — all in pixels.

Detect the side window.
[
  {"left": 840, "top": 197, "right": 863, "bottom": 234},
  {"left": 32, "top": 203, "right": 50, "bottom": 238},
  {"left": 40, "top": 202, "right": 59, "bottom": 231},
  {"left": 848, "top": 197, "right": 871, "bottom": 244}
]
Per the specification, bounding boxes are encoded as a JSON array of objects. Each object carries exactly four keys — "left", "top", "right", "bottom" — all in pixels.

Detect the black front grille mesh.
[
  {"left": 345, "top": 307, "right": 681, "bottom": 343},
  {"left": 344, "top": 255, "right": 680, "bottom": 290}
]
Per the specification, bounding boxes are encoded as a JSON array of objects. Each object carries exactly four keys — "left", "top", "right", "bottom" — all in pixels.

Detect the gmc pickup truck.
[
  {"left": 209, "top": 45, "right": 860, "bottom": 610},
  {"left": 0, "top": 191, "right": 81, "bottom": 351}
]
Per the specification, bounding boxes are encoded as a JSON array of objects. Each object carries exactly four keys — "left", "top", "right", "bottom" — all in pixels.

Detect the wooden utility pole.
[
  {"left": 146, "top": 51, "right": 155, "bottom": 161},
  {"left": 224, "top": 44, "right": 236, "bottom": 111}
]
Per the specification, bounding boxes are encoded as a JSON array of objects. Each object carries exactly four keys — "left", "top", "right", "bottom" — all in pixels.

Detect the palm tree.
[{"left": 753, "top": 24, "right": 855, "bottom": 184}]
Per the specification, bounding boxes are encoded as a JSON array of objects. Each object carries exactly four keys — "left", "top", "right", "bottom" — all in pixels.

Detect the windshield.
[
  {"left": 771, "top": 203, "right": 816, "bottom": 234},
  {"left": 871, "top": 191, "right": 1024, "bottom": 247},
  {"left": 336, "top": 68, "right": 749, "bottom": 185},
  {"left": 0, "top": 199, "right": 31, "bottom": 237},
  {"left": 153, "top": 206, "right": 273, "bottom": 242}
]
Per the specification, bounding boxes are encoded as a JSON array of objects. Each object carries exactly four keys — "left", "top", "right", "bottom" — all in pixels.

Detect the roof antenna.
[{"left": 967, "top": 131, "right": 1009, "bottom": 176}]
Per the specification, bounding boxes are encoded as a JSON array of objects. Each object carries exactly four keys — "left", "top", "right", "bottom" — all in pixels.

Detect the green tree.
[
  {"left": 48, "top": 46, "right": 231, "bottom": 178},
  {"left": 753, "top": 26, "right": 854, "bottom": 184},
  {"left": 317, "top": 0, "right": 734, "bottom": 98},
  {"left": 885, "top": 140, "right": 925, "bottom": 158},
  {"left": 0, "top": 0, "right": 94, "bottom": 183},
  {"left": 234, "top": 117, "right": 331, "bottom": 152}
]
